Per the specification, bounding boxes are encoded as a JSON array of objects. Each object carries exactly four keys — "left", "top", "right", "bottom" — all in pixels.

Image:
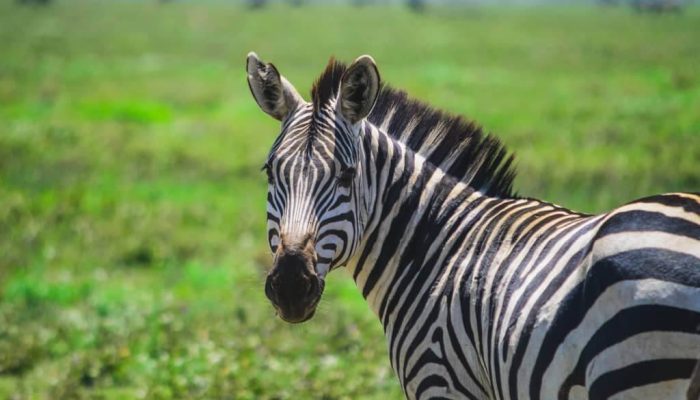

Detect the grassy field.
[{"left": 0, "top": 1, "right": 698, "bottom": 398}]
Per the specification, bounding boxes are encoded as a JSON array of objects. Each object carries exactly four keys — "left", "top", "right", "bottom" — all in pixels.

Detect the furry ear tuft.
[
  {"left": 246, "top": 52, "right": 302, "bottom": 120},
  {"left": 338, "top": 55, "right": 380, "bottom": 124}
]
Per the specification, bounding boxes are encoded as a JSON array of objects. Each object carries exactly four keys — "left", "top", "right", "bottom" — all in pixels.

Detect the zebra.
[{"left": 245, "top": 52, "right": 700, "bottom": 399}]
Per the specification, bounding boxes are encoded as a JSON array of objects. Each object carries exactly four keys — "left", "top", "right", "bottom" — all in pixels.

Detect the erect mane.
[
  {"left": 311, "top": 57, "right": 346, "bottom": 110},
  {"left": 311, "top": 59, "right": 517, "bottom": 198}
]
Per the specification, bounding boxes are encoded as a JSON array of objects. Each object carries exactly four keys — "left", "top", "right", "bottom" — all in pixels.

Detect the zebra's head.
[{"left": 246, "top": 53, "right": 380, "bottom": 323}]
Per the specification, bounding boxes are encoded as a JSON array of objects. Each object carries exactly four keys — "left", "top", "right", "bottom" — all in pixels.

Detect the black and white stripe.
[{"left": 249, "top": 54, "right": 700, "bottom": 399}]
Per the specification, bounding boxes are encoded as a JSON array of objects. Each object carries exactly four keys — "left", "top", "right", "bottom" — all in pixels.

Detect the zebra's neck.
[
  {"left": 348, "top": 123, "right": 483, "bottom": 320},
  {"left": 346, "top": 123, "right": 599, "bottom": 396}
]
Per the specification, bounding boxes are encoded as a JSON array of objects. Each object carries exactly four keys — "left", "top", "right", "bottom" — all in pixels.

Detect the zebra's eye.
[
  {"left": 337, "top": 167, "right": 355, "bottom": 187},
  {"left": 261, "top": 164, "right": 273, "bottom": 184}
]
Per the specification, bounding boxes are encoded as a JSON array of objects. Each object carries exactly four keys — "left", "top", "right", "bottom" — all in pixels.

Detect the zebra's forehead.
[{"left": 266, "top": 104, "right": 357, "bottom": 167}]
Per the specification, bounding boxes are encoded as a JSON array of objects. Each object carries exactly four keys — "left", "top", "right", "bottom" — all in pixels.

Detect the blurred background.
[{"left": 0, "top": 0, "right": 698, "bottom": 398}]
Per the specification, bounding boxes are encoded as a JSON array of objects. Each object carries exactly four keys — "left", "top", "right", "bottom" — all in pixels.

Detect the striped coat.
[{"left": 246, "top": 53, "right": 700, "bottom": 399}]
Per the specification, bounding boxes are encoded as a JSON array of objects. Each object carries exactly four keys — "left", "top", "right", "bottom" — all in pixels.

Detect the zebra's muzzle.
[{"left": 265, "top": 246, "right": 324, "bottom": 324}]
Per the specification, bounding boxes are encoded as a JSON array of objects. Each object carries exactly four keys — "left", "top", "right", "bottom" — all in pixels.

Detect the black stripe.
[
  {"left": 636, "top": 194, "right": 700, "bottom": 215},
  {"left": 414, "top": 374, "right": 450, "bottom": 400},
  {"left": 595, "top": 210, "right": 700, "bottom": 240},
  {"left": 589, "top": 359, "right": 696, "bottom": 399},
  {"left": 557, "top": 305, "right": 700, "bottom": 399}
]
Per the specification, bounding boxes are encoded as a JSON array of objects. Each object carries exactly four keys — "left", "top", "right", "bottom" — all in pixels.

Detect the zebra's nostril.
[{"left": 306, "top": 281, "right": 315, "bottom": 298}]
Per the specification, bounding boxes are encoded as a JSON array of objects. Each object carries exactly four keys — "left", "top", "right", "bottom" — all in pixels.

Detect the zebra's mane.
[{"left": 311, "top": 59, "right": 517, "bottom": 198}]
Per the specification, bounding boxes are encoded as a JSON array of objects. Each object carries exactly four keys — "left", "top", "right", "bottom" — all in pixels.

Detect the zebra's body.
[
  {"left": 246, "top": 53, "right": 700, "bottom": 399},
  {"left": 350, "top": 119, "right": 700, "bottom": 399}
]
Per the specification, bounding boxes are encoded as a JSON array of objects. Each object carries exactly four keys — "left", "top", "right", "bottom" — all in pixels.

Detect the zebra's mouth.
[
  {"left": 277, "top": 306, "right": 317, "bottom": 324},
  {"left": 274, "top": 291, "right": 322, "bottom": 324}
]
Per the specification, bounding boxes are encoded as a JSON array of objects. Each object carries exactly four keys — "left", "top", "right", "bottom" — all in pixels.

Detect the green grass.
[{"left": 0, "top": 1, "right": 698, "bottom": 398}]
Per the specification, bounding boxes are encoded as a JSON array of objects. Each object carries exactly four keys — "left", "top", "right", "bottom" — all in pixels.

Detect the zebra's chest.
[
  {"left": 385, "top": 292, "right": 498, "bottom": 400},
  {"left": 383, "top": 273, "right": 577, "bottom": 400}
]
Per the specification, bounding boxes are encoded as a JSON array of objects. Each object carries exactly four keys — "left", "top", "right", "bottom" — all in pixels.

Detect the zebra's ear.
[
  {"left": 246, "top": 52, "right": 303, "bottom": 121},
  {"left": 338, "top": 55, "right": 380, "bottom": 125}
]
